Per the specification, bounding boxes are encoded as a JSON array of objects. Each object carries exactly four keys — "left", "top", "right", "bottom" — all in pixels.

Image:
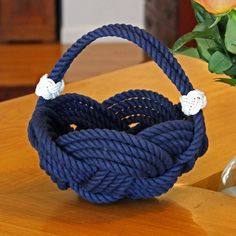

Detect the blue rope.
[{"left": 28, "top": 24, "right": 208, "bottom": 204}]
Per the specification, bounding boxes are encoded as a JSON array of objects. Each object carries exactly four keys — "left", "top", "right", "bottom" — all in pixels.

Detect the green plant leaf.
[
  {"left": 218, "top": 14, "right": 228, "bottom": 35},
  {"left": 207, "top": 46, "right": 224, "bottom": 54},
  {"left": 230, "top": 10, "right": 236, "bottom": 21},
  {"left": 191, "top": 21, "right": 220, "bottom": 61},
  {"left": 225, "top": 14, "right": 236, "bottom": 54},
  {"left": 174, "top": 47, "right": 200, "bottom": 58},
  {"left": 216, "top": 78, "right": 236, "bottom": 86},
  {"left": 191, "top": 3, "right": 229, "bottom": 56},
  {"left": 209, "top": 16, "right": 222, "bottom": 28},
  {"left": 172, "top": 31, "right": 214, "bottom": 53},
  {"left": 191, "top": 1, "right": 214, "bottom": 23},
  {"left": 208, "top": 51, "right": 232, "bottom": 74},
  {"left": 195, "top": 39, "right": 216, "bottom": 61},
  {"left": 225, "top": 64, "right": 236, "bottom": 76}
]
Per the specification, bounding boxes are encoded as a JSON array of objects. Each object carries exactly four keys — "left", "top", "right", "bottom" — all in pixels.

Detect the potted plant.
[{"left": 173, "top": 0, "right": 236, "bottom": 86}]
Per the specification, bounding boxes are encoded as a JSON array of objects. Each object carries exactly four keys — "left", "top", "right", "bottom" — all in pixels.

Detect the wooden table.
[{"left": 1, "top": 55, "right": 236, "bottom": 235}]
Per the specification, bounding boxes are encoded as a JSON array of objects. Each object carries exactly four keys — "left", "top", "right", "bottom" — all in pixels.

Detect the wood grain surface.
[
  {"left": 0, "top": 43, "right": 142, "bottom": 86},
  {"left": 0, "top": 55, "right": 236, "bottom": 235}
]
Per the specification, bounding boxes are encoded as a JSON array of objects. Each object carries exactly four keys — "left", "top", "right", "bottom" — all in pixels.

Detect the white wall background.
[{"left": 61, "top": 0, "right": 145, "bottom": 43}]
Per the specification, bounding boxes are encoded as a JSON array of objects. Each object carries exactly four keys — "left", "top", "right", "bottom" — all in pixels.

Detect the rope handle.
[
  {"left": 49, "top": 24, "right": 193, "bottom": 93},
  {"left": 35, "top": 24, "right": 207, "bottom": 115}
]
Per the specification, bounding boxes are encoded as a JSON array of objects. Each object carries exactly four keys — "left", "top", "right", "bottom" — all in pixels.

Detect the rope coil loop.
[{"left": 28, "top": 24, "right": 208, "bottom": 204}]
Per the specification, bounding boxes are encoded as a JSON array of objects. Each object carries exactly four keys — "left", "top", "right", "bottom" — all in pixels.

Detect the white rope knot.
[
  {"left": 35, "top": 74, "right": 64, "bottom": 100},
  {"left": 180, "top": 89, "right": 207, "bottom": 116}
]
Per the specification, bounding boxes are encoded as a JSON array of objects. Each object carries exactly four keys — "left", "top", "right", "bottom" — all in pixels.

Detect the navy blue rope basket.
[{"left": 28, "top": 24, "right": 208, "bottom": 204}]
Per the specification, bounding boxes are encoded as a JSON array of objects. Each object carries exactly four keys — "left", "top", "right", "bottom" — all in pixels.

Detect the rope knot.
[
  {"left": 180, "top": 90, "right": 207, "bottom": 116},
  {"left": 35, "top": 74, "right": 64, "bottom": 100}
]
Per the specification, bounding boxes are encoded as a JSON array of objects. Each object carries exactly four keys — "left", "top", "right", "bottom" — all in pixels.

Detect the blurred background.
[{"left": 0, "top": 0, "right": 196, "bottom": 101}]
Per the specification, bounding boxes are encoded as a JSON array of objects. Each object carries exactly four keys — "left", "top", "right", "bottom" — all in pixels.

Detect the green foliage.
[
  {"left": 191, "top": 0, "right": 213, "bottom": 23},
  {"left": 225, "top": 12, "right": 236, "bottom": 54},
  {"left": 225, "top": 64, "right": 236, "bottom": 76},
  {"left": 216, "top": 78, "right": 236, "bottom": 86},
  {"left": 174, "top": 47, "right": 200, "bottom": 58},
  {"left": 172, "top": 31, "right": 215, "bottom": 53},
  {"left": 208, "top": 51, "right": 232, "bottom": 74},
  {"left": 173, "top": 1, "right": 236, "bottom": 87}
]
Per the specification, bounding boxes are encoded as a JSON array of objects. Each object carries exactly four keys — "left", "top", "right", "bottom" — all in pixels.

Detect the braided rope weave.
[{"left": 28, "top": 24, "right": 208, "bottom": 204}]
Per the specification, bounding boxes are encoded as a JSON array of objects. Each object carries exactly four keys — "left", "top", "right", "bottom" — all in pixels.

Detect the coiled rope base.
[{"left": 28, "top": 24, "right": 208, "bottom": 203}]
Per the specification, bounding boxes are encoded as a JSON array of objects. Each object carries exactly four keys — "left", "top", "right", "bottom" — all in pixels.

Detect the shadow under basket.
[{"left": 28, "top": 24, "right": 208, "bottom": 204}]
